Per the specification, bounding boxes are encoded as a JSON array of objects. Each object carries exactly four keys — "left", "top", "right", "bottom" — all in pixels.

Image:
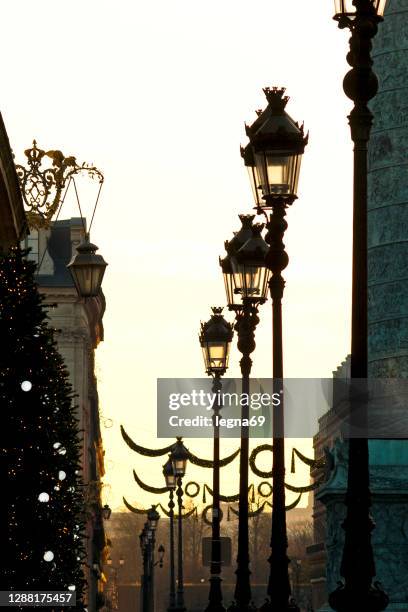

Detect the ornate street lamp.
[
  {"left": 67, "top": 234, "right": 108, "bottom": 298},
  {"left": 158, "top": 545, "right": 165, "bottom": 568},
  {"left": 241, "top": 89, "right": 306, "bottom": 210},
  {"left": 243, "top": 87, "right": 308, "bottom": 612},
  {"left": 220, "top": 215, "right": 255, "bottom": 310},
  {"left": 171, "top": 438, "right": 189, "bottom": 478},
  {"left": 163, "top": 456, "right": 177, "bottom": 490},
  {"left": 200, "top": 307, "right": 233, "bottom": 376},
  {"left": 171, "top": 439, "right": 189, "bottom": 612},
  {"left": 328, "top": 2, "right": 389, "bottom": 611},
  {"left": 147, "top": 505, "right": 160, "bottom": 531},
  {"left": 102, "top": 504, "right": 112, "bottom": 520},
  {"left": 163, "top": 456, "right": 177, "bottom": 612},
  {"left": 232, "top": 225, "right": 270, "bottom": 303},
  {"left": 220, "top": 218, "right": 269, "bottom": 612},
  {"left": 200, "top": 308, "right": 234, "bottom": 612}
]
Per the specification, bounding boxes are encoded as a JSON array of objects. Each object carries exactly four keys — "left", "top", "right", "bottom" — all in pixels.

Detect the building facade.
[
  {"left": 0, "top": 113, "right": 27, "bottom": 250},
  {"left": 22, "top": 218, "right": 107, "bottom": 611}
]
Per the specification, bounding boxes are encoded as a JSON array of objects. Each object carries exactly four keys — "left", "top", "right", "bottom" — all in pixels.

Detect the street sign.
[{"left": 202, "top": 537, "right": 232, "bottom": 567}]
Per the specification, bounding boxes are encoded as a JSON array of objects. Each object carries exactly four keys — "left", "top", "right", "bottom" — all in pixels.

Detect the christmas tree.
[{"left": 0, "top": 246, "right": 86, "bottom": 609}]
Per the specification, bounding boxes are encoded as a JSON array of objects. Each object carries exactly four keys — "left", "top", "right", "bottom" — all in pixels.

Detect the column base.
[
  {"left": 204, "top": 576, "right": 225, "bottom": 612},
  {"left": 328, "top": 582, "right": 389, "bottom": 612},
  {"left": 226, "top": 600, "right": 257, "bottom": 612},
  {"left": 258, "top": 596, "right": 300, "bottom": 612}
]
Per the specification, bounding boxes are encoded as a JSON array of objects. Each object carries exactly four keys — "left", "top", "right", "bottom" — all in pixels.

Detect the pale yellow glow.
[{"left": 3, "top": 0, "right": 354, "bottom": 511}]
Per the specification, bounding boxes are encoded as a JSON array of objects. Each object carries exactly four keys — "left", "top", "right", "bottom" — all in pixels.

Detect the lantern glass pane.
[
  {"left": 265, "top": 155, "right": 288, "bottom": 192},
  {"left": 254, "top": 151, "right": 302, "bottom": 203},
  {"left": 174, "top": 458, "right": 186, "bottom": 476},
  {"left": 377, "top": 0, "right": 387, "bottom": 15},
  {"left": 202, "top": 346, "right": 210, "bottom": 372},
  {"left": 69, "top": 263, "right": 106, "bottom": 298},
  {"left": 207, "top": 341, "right": 229, "bottom": 372},
  {"left": 232, "top": 261, "right": 270, "bottom": 301},
  {"left": 334, "top": 0, "right": 346, "bottom": 15},
  {"left": 166, "top": 472, "right": 176, "bottom": 489},
  {"left": 246, "top": 166, "right": 262, "bottom": 207},
  {"left": 223, "top": 269, "right": 242, "bottom": 309},
  {"left": 334, "top": 0, "right": 352, "bottom": 14}
]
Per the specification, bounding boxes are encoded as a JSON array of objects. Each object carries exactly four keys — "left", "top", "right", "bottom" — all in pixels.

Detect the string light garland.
[{"left": 121, "top": 426, "right": 240, "bottom": 468}]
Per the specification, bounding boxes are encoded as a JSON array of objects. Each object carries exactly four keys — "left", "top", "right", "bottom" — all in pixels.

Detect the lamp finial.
[{"left": 263, "top": 86, "right": 289, "bottom": 110}]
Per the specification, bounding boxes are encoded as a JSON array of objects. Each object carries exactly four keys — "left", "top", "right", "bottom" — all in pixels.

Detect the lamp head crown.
[
  {"left": 147, "top": 504, "right": 160, "bottom": 524},
  {"left": 263, "top": 86, "right": 289, "bottom": 111},
  {"left": 211, "top": 306, "right": 223, "bottom": 316}
]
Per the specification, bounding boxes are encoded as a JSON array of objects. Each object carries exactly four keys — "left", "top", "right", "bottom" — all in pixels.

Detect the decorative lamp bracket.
[{"left": 16, "top": 140, "right": 104, "bottom": 230}]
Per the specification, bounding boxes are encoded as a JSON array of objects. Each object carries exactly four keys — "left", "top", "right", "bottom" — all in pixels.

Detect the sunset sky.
[{"left": 1, "top": 0, "right": 357, "bottom": 510}]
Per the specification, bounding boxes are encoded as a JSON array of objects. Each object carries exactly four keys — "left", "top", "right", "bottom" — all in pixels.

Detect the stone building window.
[
  {"left": 22, "top": 229, "right": 39, "bottom": 264},
  {"left": 20, "top": 228, "right": 54, "bottom": 275}
]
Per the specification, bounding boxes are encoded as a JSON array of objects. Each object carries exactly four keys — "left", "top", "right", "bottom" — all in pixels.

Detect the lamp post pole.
[
  {"left": 171, "top": 439, "right": 189, "bottom": 612},
  {"left": 204, "top": 374, "right": 224, "bottom": 612},
  {"left": 163, "top": 456, "right": 177, "bottom": 612},
  {"left": 263, "top": 200, "right": 299, "bottom": 612},
  {"left": 147, "top": 506, "right": 160, "bottom": 612},
  {"left": 234, "top": 299, "right": 259, "bottom": 612},
  {"left": 200, "top": 307, "right": 234, "bottom": 612},
  {"left": 241, "top": 87, "right": 308, "bottom": 612},
  {"left": 148, "top": 529, "right": 156, "bottom": 612},
  {"left": 143, "top": 531, "right": 151, "bottom": 612},
  {"left": 176, "top": 475, "right": 185, "bottom": 612},
  {"left": 220, "top": 216, "right": 270, "bottom": 612},
  {"left": 140, "top": 527, "right": 150, "bottom": 612},
  {"left": 329, "top": 1, "right": 389, "bottom": 610},
  {"left": 168, "top": 489, "right": 176, "bottom": 611}
]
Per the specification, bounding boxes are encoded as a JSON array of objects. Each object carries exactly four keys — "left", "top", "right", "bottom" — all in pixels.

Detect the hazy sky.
[{"left": 2, "top": 0, "right": 357, "bottom": 510}]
